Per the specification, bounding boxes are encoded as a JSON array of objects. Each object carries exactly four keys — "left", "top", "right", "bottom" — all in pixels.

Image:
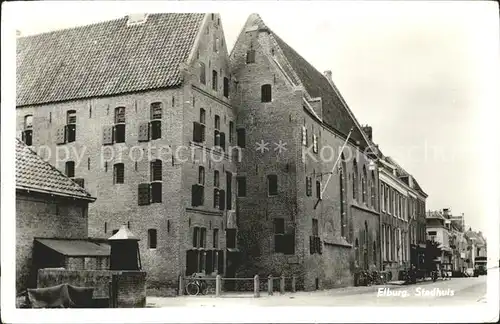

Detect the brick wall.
[
  {"left": 37, "top": 269, "right": 146, "bottom": 307},
  {"left": 16, "top": 191, "right": 89, "bottom": 292},
  {"left": 16, "top": 14, "right": 236, "bottom": 287}
]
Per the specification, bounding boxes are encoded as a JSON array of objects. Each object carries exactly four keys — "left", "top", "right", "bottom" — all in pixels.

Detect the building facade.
[
  {"left": 426, "top": 209, "right": 453, "bottom": 271},
  {"left": 16, "top": 139, "right": 96, "bottom": 291},
  {"left": 16, "top": 13, "right": 238, "bottom": 290},
  {"left": 378, "top": 155, "right": 427, "bottom": 279},
  {"left": 230, "top": 14, "right": 380, "bottom": 290}
]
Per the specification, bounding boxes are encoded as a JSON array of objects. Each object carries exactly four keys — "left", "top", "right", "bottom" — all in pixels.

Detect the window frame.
[
  {"left": 113, "top": 163, "right": 125, "bottom": 184},
  {"left": 236, "top": 176, "right": 247, "bottom": 197},
  {"left": 65, "top": 161, "right": 75, "bottom": 178},
  {"left": 267, "top": 174, "right": 278, "bottom": 196},
  {"left": 212, "top": 70, "right": 218, "bottom": 91},
  {"left": 261, "top": 84, "right": 272, "bottom": 103},
  {"left": 148, "top": 229, "right": 157, "bottom": 249}
]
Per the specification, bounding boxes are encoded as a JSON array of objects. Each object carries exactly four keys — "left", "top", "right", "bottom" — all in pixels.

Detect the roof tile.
[{"left": 17, "top": 13, "right": 205, "bottom": 106}]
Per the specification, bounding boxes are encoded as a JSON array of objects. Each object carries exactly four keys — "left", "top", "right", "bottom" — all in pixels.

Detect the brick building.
[
  {"left": 378, "top": 155, "right": 427, "bottom": 279},
  {"left": 16, "top": 139, "right": 96, "bottom": 291},
  {"left": 16, "top": 13, "right": 238, "bottom": 290},
  {"left": 230, "top": 14, "right": 380, "bottom": 290}
]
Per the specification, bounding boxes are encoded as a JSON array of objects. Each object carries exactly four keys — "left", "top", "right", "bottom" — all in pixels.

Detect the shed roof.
[{"left": 35, "top": 238, "right": 110, "bottom": 257}]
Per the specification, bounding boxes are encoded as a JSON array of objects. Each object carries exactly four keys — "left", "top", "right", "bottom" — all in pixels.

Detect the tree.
[{"left": 424, "top": 239, "right": 441, "bottom": 272}]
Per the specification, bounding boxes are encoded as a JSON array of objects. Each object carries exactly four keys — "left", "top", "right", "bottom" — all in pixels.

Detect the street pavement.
[{"left": 147, "top": 273, "right": 489, "bottom": 307}]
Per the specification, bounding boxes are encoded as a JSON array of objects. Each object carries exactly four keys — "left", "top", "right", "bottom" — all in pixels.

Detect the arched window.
[
  {"left": 362, "top": 166, "right": 367, "bottom": 204},
  {"left": 355, "top": 238, "right": 360, "bottom": 265},
  {"left": 198, "top": 166, "right": 205, "bottom": 185},
  {"left": 150, "top": 102, "right": 162, "bottom": 140},
  {"left": 371, "top": 171, "right": 376, "bottom": 208},
  {"left": 22, "top": 114, "right": 33, "bottom": 146},
  {"left": 261, "top": 84, "right": 272, "bottom": 102},
  {"left": 339, "top": 153, "right": 347, "bottom": 238},
  {"left": 352, "top": 159, "right": 358, "bottom": 201}
]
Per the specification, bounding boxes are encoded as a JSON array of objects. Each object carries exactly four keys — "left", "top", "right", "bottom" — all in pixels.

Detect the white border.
[{"left": 2, "top": 1, "right": 500, "bottom": 323}]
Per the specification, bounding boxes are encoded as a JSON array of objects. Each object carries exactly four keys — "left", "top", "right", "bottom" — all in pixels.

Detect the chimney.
[
  {"left": 362, "top": 125, "right": 373, "bottom": 141},
  {"left": 127, "top": 13, "right": 148, "bottom": 26},
  {"left": 324, "top": 70, "right": 332, "bottom": 81}
]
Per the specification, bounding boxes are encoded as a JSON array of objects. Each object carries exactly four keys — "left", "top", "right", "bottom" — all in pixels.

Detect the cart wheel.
[{"left": 186, "top": 282, "right": 200, "bottom": 296}]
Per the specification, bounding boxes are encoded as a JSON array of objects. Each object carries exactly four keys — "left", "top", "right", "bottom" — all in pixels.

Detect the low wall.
[{"left": 37, "top": 269, "right": 146, "bottom": 308}]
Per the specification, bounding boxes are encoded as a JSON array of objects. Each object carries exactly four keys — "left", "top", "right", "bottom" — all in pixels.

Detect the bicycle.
[{"left": 185, "top": 273, "right": 208, "bottom": 296}]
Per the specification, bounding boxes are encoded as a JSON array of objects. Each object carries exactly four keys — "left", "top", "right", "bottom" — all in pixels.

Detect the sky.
[{"left": 7, "top": 1, "right": 500, "bottom": 235}]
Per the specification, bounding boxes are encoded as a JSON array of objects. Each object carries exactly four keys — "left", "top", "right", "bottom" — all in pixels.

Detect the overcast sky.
[{"left": 8, "top": 1, "right": 500, "bottom": 235}]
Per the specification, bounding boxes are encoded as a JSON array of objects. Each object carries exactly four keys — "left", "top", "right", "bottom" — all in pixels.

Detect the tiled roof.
[
  {"left": 16, "top": 13, "right": 205, "bottom": 106},
  {"left": 265, "top": 30, "right": 368, "bottom": 149},
  {"left": 16, "top": 139, "right": 95, "bottom": 200}
]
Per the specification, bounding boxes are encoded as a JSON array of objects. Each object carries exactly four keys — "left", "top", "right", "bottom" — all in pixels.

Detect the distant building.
[
  {"left": 426, "top": 209, "right": 454, "bottom": 271},
  {"left": 464, "top": 228, "right": 487, "bottom": 268},
  {"left": 378, "top": 155, "right": 427, "bottom": 279},
  {"left": 16, "top": 139, "right": 96, "bottom": 292}
]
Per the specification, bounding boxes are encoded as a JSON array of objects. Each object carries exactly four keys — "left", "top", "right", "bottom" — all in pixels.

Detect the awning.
[{"left": 35, "top": 238, "right": 110, "bottom": 257}]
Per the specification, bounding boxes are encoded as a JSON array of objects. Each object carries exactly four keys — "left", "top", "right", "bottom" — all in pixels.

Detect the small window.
[
  {"left": 199, "top": 62, "right": 206, "bottom": 85},
  {"left": 212, "top": 70, "right": 218, "bottom": 91},
  {"left": 65, "top": 161, "right": 75, "bottom": 178},
  {"left": 261, "top": 84, "right": 272, "bottom": 102},
  {"left": 66, "top": 110, "right": 76, "bottom": 143},
  {"left": 214, "top": 170, "right": 220, "bottom": 188},
  {"left": 114, "top": 163, "right": 124, "bottom": 184},
  {"left": 24, "top": 115, "right": 33, "bottom": 129},
  {"left": 200, "top": 227, "right": 207, "bottom": 248},
  {"left": 200, "top": 108, "right": 206, "bottom": 124},
  {"left": 67, "top": 110, "right": 76, "bottom": 125},
  {"left": 306, "top": 177, "right": 312, "bottom": 196},
  {"left": 229, "top": 121, "right": 234, "bottom": 143},
  {"left": 246, "top": 49, "right": 255, "bottom": 64},
  {"left": 267, "top": 174, "right": 278, "bottom": 196},
  {"left": 213, "top": 229, "right": 219, "bottom": 248},
  {"left": 213, "top": 189, "right": 220, "bottom": 209},
  {"left": 22, "top": 115, "right": 33, "bottom": 146},
  {"left": 114, "top": 107, "right": 126, "bottom": 124},
  {"left": 148, "top": 229, "right": 157, "bottom": 249},
  {"left": 214, "top": 115, "right": 220, "bottom": 130},
  {"left": 313, "top": 134, "right": 318, "bottom": 153},
  {"left": 312, "top": 219, "right": 319, "bottom": 237},
  {"left": 150, "top": 160, "right": 162, "bottom": 182},
  {"left": 302, "top": 126, "right": 308, "bottom": 146},
  {"left": 114, "top": 124, "right": 125, "bottom": 143},
  {"left": 198, "top": 166, "right": 205, "bottom": 185},
  {"left": 316, "top": 181, "right": 322, "bottom": 199},
  {"left": 223, "top": 77, "right": 229, "bottom": 98},
  {"left": 150, "top": 103, "right": 163, "bottom": 140},
  {"left": 151, "top": 182, "right": 162, "bottom": 203},
  {"left": 237, "top": 176, "right": 246, "bottom": 197},
  {"left": 273, "top": 218, "right": 285, "bottom": 234},
  {"left": 236, "top": 128, "right": 246, "bottom": 148},
  {"left": 226, "top": 229, "right": 236, "bottom": 248}
]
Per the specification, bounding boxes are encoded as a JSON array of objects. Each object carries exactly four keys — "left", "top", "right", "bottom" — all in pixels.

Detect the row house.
[
  {"left": 426, "top": 209, "right": 453, "bottom": 271},
  {"left": 464, "top": 228, "right": 487, "bottom": 269},
  {"left": 16, "top": 13, "right": 239, "bottom": 290},
  {"left": 449, "top": 213, "right": 468, "bottom": 272},
  {"left": 377, "top": 155, "right": 427, "bottom": 279},
  {"left": 230, "top": 14, "right": 380, "bottom": 290}
]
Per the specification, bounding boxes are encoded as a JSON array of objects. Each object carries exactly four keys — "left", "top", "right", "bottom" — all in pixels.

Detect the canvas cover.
[{"left": 27, "top": 284, "right": 94, "bottom": 308}]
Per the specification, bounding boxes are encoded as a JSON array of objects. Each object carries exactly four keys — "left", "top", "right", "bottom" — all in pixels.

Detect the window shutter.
[
  {"left": 138, "top": 122, "right": 150, "bottom": 142},
  {"left": 138, "top": 183, "right": 151, "bottom": 205},
  {"left": 220, "top": 132, "right": 226, "bottom": 151},
  {"left": 102, "top": 125, "right": 113, "bottom": 145},
  {"left": 73, "top": 178, "right": 85, "bottom": 188},
  {"left": 56, "top": 126, "right": 66, "bottom": 144},
  {"left": 219, "top": 189, "right": 225, "bottom": 210}
]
